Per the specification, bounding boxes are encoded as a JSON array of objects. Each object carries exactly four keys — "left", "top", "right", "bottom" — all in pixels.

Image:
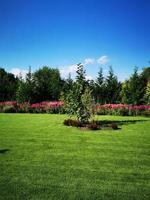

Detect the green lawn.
[{"left": 0, "top": 114, "right": 150, "bottom": 200}]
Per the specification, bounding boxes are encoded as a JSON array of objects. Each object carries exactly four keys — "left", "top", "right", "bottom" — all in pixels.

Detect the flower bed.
[
  {"left": 0, "top": 101, "right": 150, "bottom": 116},
  {"left": 96, "top": 104, "right": 150, "bottom": 116},
  {"left": 0, "top": 101, "right": 64, "bottom": 114}
]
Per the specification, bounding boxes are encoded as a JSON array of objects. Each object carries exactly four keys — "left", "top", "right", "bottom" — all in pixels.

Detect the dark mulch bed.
[{"left": 64, "top": 119, "right": 119, "bottom": 131}]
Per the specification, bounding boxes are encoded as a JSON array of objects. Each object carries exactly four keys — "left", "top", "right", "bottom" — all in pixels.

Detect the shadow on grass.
[
  {"left": 0, "top": 149, "right": 9, "bottom": 154},
  {"left": 95, "top": 119, "right": 148, "bottom": 126}
]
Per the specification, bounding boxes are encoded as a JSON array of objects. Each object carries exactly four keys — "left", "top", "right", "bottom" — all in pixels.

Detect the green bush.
[
  {"left": 3, "top": 105, "right": 16, "bottom": 113},
  {"left": 0, "top": 105, "right": 4, "bottom": 113},
  {"left": 111, "top": 108, "right": 129, "bottom": 116}
]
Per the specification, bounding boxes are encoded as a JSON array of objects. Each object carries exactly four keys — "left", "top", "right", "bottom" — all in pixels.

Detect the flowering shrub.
[
  {"left": 30, "top": 101, "right": 64, "bottom": 113},
  {"left": 0, "top": 101, "right": 64, "bottom": 114},
  {"left": 0, "top": 101, "right": 150, "bottom": 116},
  {"left": 0, "top": 101, "right": 17, "bottom": 113},
  {"left": 17, "top": 102, "right": 30, "bottom": 113},
  {"left": 96, "top": 104, "right": 150, "bottom": 116}
]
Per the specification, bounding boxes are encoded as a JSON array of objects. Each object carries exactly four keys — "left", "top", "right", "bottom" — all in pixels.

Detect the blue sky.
[{"left": 0, "top": 0, "right": 150, "bottom": 81}]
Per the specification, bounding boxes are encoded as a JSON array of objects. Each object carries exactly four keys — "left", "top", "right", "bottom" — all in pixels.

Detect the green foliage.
[
  {"left": 2, "top": 105, "right": 16, "bottom": 113},
  {"left": 1, "top": 64, "right": 150, "bottom": 106},
  {"left": 121, "top": 67, "right": 144, "bottom": 105},
  {"left": 62, "top": 73, "right": 74, "bottom": 93},
  {"left": 81, "top": 87, "right": 94, "bottom": 121},
  {"left": 94, "top": 67, "right": 106, "bottom": 104},
  {"left": 16, "top": 81, "right": 29, "bottom": 103},
  {"left": 145, "top": 81, "right": 150, "bottom": 105},
  {"left": 121, "top": 80, "right": 131, "bottom": 104},
  {"left": 33, "top": 66, "right": 61, "bottom": 102},
  {"left": 16, "top": 66, "right": 62, "bottom": 103},
  {"left": 16, "top": 67, "right": 34, "bottom": 103},
  {"left": 0, "top": 68, "right": 18, "bottom": 101},
  {"left": 105, "top": 66, "right": 121, "bottom": 103},
  {"left": 64, "top": 64, "right": 93, "bottom": 123}
]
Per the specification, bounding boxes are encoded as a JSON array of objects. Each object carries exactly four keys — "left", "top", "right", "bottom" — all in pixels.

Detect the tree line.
[{"left": 0, "top": 65, "right": 150, "bottom": 105}]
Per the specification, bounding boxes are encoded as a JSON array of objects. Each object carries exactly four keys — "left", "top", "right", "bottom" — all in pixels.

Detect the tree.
[
  {"left": 62, "top": 73, "right": 74, "bottom": 97},
  {"left": 16, "top": 67, "right": 34, "bottom": 103},
  {"left": 64, "top": 64, "right": 93, "bottom": 123},
  {"left": 121, "top": 80, "right": 131, "bottom": 104},
  {"left": 121, "top": 67, "right": 143, "bottom": 105},
  {"left": 33, "top": 66, "right": 62, "bottom": 102},
  {"left": 105, "top": 66, "right": 121, "bottom": 103},
  {"left": 145, "top": 80, "right": 150, "bottom": 105},
  {"left": 140, "top": 67, "right": 150, "bottom": 104},
  {"left": 94, "top": 67, "right": 106, "bottom": 104},
  {"left": 121, "top": 67, "right": 150, "bottom": 105},
  {"left": 0, "top": 68, "right": 18, "bottom": 101},
  {"left": 16, "top": 80, "right": 28, "bottom": 103},
  {"left": 128, "top": 67, "right": 143, "bottom": 105},
  {"left": 140, "top": 67, "right": 150, "bottom": 83}
]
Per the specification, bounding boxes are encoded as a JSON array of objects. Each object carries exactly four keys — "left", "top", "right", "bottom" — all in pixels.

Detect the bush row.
[
  {"left": 0, "top": 101, "right": 64, "bottom": 114},
  {"left": 96, "top": 104, "right": 150, "bottom": 117},
  {"left": 0, "top": 102, "right": 150, "bottom": 116}
]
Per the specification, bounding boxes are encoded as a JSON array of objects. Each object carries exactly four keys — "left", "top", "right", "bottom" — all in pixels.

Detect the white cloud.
[
  {"left": 10, "top": 68, "right": 28, "bottom": 79},
  {"left": 59, "top": 64, "right": 78, "bottom": 78},
  {"left": 85, "top": 75, "right": 93, "bottom": 80},
  {"left": 83, "top": 58, "right": 95, "bottom": 65},
  {"left": 97, "top": 55, "right": 109, "bottom": 65}
]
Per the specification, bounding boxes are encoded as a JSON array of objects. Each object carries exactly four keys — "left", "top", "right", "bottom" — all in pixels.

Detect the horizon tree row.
[{"left": 0, "top": 65, "right": 150, "bottom": 105}]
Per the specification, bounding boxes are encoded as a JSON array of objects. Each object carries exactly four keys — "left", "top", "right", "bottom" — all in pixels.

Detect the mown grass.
[{"left": 0, "top": 114, "right": 150, "bottom": 200}]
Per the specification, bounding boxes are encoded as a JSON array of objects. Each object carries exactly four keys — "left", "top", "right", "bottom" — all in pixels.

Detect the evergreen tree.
[
  {"left": 62, "top": 73, "right": 74, "bottom": 95},
  {"left": 105, "top": 66, "right": 121, "bottom": 103},
  {"left": 128, "top": 67, "right": 142, "bottom": 105},
  {"left": 16, "top": 80, "right": 28, "bottom": 103},
  {"left": 94, "top": 67, "right": 106, "bottom": 104},
  {"left": 0, "top": 68, "right": 18, "bottom": 101},
  {"left": 16, "top": 67, "right": 34, "bottom": 103},
  {"left": 121, "top": 67, "right": 143, "bottom": 105}
]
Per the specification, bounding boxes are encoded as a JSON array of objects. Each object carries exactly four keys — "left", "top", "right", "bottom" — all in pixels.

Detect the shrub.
[
  {"left": 64, "top": 64, "right": 94, "bottom": 123},
  {"left": 64, "top": 119, "right": 102, "bottom": 130},
  {"left": 88, "top": 123, "right": 100, "bottom": 130},
  {"left": 17, "top": 102, "right": 30, "bottom": 113},
  {"left": 3, "top": 105, "right": 16, "bottom": 113},
  {"left": 0, "top": 104, "right": 4, "bottom": 113},
  {"left": 110, "top": 123, "right": 118, "bottom": 130},
  {"left": 96, "top": 104, "right": 150, "bottom": 117},
  {"left": 63, "top": 119, "right": 83, "bottom": 127}
]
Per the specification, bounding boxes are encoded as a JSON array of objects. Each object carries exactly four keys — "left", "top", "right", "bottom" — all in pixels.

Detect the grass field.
[{"left": 0, "top": 114, "right": 150, "bottom": 200}]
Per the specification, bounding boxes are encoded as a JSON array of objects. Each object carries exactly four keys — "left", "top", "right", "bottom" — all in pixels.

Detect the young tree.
[
  {"left": 16, "top": 80, "right": 28, "bottom": 103},
  {"left": 64, "top": 63, "right": 93, "bottom": 123}
]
